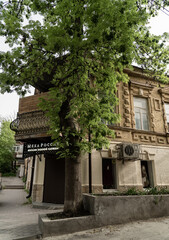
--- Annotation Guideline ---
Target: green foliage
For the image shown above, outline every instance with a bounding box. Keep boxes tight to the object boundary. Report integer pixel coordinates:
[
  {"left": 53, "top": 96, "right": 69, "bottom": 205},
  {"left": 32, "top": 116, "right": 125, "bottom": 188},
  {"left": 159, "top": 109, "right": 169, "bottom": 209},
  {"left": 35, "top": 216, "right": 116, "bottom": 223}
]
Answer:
[
  {"left": 125, "top": 187, "right": 142, "bottom": 195},
  {"left": 0, "top": 0, "right": 169, "bottom": 158},
  {"left": 95, "top": 187, "right": 169, "bottom": 196},
  {"left": 2, "top": 172, "right": 16, "bottom": 177},
  {"left": 22, "top": 175, "right": 27, "bottom": 183},
  {"left": 124, "top": 187, "right": 169, "bottom": 195},
  {"left": 0, "top": 120, "right": 16, "bottom": 173}
]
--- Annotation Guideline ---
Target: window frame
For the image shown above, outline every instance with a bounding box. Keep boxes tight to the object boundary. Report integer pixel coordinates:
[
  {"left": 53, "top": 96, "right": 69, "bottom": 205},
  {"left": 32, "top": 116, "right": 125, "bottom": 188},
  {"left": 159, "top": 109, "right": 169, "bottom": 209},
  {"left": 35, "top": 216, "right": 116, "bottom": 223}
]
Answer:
[
  {"left": 164, "top": 102, "right": 169, "bottom": 132},
  {"left": 134, "top": 97, "right": 150, "bottom": 131}
]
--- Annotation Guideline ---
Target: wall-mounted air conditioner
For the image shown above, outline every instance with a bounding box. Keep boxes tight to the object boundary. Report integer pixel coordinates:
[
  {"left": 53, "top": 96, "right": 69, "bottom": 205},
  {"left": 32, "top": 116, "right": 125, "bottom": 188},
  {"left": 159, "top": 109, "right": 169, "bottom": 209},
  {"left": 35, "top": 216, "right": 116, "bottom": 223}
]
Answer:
[{"left": 117, "top": 143, "right": 140, "bottom": 160}]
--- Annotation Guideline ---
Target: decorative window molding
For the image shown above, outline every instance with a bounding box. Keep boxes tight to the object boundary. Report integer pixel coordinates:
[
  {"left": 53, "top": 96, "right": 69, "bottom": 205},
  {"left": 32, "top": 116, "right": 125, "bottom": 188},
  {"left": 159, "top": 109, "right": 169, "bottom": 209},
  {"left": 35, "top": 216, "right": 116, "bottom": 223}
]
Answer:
[
  {"left": 158, "top": 88, "right": 169, "bottom": 133},
  {"left": 153, "top": 98, "right": 161, "bottom": 111},
  {"left": 164, "top": 103, "right": 169, "bottom": 132},
  {"left": 129, "top": 81, "right": 154, "bottom": 131},
  {"left": 122, "top": 83, "right": 131, "bottom": 128}
]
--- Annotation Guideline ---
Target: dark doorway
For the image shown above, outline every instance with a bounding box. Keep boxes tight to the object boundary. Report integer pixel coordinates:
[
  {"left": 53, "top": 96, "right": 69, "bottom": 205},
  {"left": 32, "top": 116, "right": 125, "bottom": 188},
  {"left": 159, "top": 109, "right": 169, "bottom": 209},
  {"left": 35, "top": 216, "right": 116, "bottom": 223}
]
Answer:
[
  {"left": 43, "top": 154, "right": 65, "bottom": 204},
  {"left": 102, "top": 158, "right": 116, "bottom": 189},
  {"left": 141, "top": 161, "right": 154, "bottom": 188}
]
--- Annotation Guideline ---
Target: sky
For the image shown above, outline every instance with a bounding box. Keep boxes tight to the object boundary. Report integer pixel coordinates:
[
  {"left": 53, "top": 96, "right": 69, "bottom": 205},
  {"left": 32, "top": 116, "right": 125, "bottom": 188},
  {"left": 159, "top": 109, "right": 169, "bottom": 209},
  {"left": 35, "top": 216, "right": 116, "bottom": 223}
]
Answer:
[{"left": 0, "top": 9, "right": 169, "bottom": 119}]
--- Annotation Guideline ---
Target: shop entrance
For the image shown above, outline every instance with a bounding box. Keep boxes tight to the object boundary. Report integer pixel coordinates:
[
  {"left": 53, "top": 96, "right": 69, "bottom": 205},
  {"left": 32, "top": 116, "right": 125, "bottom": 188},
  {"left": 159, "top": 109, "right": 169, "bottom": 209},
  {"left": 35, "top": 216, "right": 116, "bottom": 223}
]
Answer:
[
  {"left": 102, "top": 158, "right": 116, "bottom": 189},
  {"left": 43, "top": 154, "right": 65, "bottom": 204},
  {"left": 141, "top": 161, "right": 154, "bottom": 188}
]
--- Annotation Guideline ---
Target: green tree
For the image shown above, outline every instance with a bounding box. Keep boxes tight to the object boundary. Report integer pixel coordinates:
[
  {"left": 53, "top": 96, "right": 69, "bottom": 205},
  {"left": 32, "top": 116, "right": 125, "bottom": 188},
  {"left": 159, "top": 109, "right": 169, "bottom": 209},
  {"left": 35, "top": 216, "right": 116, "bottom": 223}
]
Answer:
[
  {"left": 0, "top": 120, "right": 15, "bottom": 174},
  {"left": 0, "top": 0, "right": 169, "bottom": 213}
]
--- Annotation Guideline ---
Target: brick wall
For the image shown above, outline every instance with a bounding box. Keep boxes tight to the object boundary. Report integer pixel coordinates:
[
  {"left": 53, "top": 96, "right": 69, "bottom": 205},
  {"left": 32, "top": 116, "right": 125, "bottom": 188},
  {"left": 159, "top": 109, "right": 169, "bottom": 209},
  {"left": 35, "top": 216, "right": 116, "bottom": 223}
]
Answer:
[{"left": 18, "top": 92, "right": 48, "bottom": 114}]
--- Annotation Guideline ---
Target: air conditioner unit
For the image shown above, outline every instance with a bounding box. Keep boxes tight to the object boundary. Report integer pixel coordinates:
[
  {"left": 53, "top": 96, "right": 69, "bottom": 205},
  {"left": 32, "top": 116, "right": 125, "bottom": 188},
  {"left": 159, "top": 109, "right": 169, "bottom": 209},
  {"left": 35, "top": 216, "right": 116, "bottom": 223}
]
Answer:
[{"left": 118, "top": 143, "right": 140, "bottom": 160}]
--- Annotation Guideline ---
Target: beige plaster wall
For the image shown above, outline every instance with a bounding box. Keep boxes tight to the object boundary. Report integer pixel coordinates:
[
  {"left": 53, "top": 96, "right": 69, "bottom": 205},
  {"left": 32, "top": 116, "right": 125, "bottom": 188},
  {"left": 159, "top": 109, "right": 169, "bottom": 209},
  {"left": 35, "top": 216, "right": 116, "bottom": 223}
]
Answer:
[
  {"left": 117, "top": 160, "right": 142, "bottom": 190},
  {"left": 81, "top": 150, "right": 103, "bottom": 193},
  {"left": 107, "top": 143, "right": 169, "bottom": 190},
  {"left": 92, "top": 141, "right": 169, "bottom": 191},
  {"left": 25, "top": 157, "right": 32, "bottom": 190},
  {"left": 33, "top": 155, "right": 45, "bottom": 185},
  {"left": 142, "top": 145, "right": 169, "bottom": 187},
  {"left": 32, "top": 154, "right": 45, "bottom": 202}
]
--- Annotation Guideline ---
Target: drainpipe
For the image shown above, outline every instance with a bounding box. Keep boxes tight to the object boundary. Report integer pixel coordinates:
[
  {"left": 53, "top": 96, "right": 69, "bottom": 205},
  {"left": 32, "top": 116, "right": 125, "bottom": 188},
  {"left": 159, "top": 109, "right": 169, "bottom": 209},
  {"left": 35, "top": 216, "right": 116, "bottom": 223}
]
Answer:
[
  {"left": 88, "top": 130, "right": 92, "bottom": 193},
  {"left": 26, "top": 155, "right": 35, "bottom": 199}
]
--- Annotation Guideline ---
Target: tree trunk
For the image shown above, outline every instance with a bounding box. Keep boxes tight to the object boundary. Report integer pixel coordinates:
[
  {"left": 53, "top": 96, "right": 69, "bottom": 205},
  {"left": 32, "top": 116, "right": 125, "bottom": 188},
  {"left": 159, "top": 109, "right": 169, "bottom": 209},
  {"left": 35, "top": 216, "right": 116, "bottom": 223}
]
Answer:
[
  {"left": 59, "top": 99, "right": 82, "bottom": 213},
  {"left": 64, "top": 154, "right": 82, "bottom": 213}
]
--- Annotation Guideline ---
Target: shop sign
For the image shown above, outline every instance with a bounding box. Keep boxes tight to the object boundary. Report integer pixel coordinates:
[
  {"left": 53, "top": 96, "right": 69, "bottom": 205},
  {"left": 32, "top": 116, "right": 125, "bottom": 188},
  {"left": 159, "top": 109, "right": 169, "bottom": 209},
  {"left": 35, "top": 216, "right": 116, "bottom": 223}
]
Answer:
[{"left": 24, "top": 142, "right": 58, "bottom": 154}]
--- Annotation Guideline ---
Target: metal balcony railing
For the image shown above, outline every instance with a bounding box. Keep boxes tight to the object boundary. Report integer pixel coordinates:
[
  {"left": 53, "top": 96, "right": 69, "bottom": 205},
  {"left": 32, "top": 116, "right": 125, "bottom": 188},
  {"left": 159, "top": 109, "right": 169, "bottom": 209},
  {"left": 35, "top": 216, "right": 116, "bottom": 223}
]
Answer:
[{"left": 10, "top": 110, "right": 49, "bottom": 137}]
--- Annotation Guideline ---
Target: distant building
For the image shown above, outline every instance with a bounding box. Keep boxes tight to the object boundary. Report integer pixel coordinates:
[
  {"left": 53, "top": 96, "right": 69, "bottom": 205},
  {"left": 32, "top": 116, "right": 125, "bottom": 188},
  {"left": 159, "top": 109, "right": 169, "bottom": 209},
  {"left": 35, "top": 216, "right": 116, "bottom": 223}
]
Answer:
[{"left": 13, "top": 142, "right": 24, "bottom": 177}]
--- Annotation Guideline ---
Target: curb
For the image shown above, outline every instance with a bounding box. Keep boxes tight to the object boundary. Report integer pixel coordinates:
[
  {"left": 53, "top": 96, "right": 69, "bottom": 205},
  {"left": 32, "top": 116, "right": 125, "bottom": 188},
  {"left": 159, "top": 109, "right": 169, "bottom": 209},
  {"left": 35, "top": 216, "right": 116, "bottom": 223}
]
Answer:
[
  {"left": 2, "top": 185, "right": 24, "bottom": 189},
  {"left": 33, "top": 202, "right": 63, "bottom": 210},
  {"left": 13, "top": 233, "right": 42, "bottom": 240}
]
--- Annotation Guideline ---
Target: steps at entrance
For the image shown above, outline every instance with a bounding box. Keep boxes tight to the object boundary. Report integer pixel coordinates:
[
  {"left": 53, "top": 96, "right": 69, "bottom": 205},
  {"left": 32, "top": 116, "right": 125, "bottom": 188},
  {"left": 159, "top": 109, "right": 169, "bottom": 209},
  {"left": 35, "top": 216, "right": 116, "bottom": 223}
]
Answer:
[{"left": 3, "top": 185, "right": 24, "bottom": 189}]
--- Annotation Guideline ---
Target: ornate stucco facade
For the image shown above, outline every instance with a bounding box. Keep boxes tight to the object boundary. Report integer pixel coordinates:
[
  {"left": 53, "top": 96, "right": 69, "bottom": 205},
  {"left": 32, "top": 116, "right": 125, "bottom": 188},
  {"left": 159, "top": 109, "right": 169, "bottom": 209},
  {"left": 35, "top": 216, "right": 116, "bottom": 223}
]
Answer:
[{"left": 12, "top": 67, "right": 169, "bottom": 204}]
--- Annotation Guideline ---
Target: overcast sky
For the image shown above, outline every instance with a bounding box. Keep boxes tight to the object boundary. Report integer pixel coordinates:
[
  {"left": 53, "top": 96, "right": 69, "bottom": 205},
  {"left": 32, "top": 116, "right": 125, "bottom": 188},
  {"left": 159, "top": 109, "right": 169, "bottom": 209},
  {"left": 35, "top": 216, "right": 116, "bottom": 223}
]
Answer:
[{"left": 0, "top": 9, "right": 169, "bottom": 119}]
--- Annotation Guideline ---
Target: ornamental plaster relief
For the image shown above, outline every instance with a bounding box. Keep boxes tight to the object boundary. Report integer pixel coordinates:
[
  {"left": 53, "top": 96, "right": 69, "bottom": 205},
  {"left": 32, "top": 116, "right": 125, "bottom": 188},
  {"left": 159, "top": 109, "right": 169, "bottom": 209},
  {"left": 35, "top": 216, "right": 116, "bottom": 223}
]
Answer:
[
  {"left": 158, "top": 89, "right": 169, "bottom": 133},
  {"left": 115, "top": 131, "right": 122, "bottom": 138},
  {"left": 122, "top": 83, "right": 131, "bottom": 128},
  {"left": 129, "top": 80, "right": 155, "bottom": 131},
  {"left": 148, "top": 97, "right": 155, "bottom": 131},
  {"left": 130, "top": 86, "right": 151, "bottom": 98},
  {"left": 153, "top": 98, "right": 161, "bottom": 111},
  {"left": 157, "top": 137, "right": 166, "bottom": 144},
  {"left": 132, "top": 133, "right": 155, "bottom": 143},
  {"left": 132, "top": 132, "right": 166, "bottom": 145}
]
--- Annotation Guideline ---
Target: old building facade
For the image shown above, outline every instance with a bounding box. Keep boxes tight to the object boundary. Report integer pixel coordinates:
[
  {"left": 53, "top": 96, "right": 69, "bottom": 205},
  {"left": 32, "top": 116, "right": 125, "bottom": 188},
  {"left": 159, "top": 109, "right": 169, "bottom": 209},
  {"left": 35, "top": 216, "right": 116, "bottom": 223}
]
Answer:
[{"left": 11, "top": 67, "right": 169, "bottom": 204}]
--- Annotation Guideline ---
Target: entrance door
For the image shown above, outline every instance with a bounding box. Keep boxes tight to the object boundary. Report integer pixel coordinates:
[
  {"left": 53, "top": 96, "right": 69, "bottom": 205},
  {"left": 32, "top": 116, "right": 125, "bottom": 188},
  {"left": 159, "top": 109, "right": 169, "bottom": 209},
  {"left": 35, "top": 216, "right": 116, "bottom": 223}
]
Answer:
[
  {"left": 102, "top": 158, "right": 116, "bottom": 189},
  {"left": 141, "top": 161, "right": 154, "bottom": 188},
  {"left": 43, "top": 154, "right": 65, "bottom": 204}
]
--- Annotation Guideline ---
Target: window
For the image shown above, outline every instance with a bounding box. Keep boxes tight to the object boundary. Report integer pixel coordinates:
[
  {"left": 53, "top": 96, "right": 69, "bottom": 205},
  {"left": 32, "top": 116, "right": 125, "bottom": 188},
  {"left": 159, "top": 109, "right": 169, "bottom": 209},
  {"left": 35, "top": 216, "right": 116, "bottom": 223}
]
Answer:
[
  {"left": 98, "top": 91, "right": 119, "bottom": 126},
  {"left": 164, "top": 103, "right": 169, "bottom": 132},
  {"left": 134, "top": 97, "right": 149, "bottom": 131}
]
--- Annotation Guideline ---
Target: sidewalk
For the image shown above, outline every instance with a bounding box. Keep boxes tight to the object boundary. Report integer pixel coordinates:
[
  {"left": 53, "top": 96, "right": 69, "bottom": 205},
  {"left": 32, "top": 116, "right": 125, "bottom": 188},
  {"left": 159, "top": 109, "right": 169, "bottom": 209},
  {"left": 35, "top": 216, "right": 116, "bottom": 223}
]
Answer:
[
  {"left": 0, "top": 177, "right": 61, "bottom": 240},
  {"left": 1, "top": 176, "right": 24, "bottom": 189},
  {"left": 43, "top": 217, "right": 169, "bottom": 240}
]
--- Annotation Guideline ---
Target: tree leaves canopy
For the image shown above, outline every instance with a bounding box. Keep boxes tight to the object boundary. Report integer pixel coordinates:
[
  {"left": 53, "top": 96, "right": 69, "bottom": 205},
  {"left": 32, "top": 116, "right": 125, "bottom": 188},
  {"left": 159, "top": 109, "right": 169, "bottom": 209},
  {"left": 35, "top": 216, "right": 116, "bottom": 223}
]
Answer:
[{"left": 0, "top": 120, "right": 15, "bottom": 173}]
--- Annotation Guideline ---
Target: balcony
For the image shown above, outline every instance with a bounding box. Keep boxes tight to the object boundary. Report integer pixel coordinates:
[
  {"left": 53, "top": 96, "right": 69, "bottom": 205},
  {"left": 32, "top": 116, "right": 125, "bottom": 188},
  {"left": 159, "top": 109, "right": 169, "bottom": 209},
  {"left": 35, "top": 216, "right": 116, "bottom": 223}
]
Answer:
[{"left": 11, "top": 93, "right": 50, "bottom": 141}]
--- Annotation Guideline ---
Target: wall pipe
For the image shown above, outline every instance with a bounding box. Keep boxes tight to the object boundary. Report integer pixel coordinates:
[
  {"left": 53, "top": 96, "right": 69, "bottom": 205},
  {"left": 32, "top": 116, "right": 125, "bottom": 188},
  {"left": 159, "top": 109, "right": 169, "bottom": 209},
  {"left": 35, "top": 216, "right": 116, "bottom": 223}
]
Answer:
[
  {"left": 26, "top": 154, "right": 35, "bottom": 199},
  {"left": 88, "top": 130, "right": 92, "bottom": 193}
]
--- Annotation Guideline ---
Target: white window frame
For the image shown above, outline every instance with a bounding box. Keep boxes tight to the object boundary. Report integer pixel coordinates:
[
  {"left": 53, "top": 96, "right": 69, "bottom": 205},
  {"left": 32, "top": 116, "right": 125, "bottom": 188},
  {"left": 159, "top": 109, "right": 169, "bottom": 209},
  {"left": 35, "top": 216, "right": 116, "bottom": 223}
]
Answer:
[
  {"left": 164, "top": 103, "right": 169, "bottom": 132},
  {"left": 134, "top": 97, "right": 149, "bottom": 131}
]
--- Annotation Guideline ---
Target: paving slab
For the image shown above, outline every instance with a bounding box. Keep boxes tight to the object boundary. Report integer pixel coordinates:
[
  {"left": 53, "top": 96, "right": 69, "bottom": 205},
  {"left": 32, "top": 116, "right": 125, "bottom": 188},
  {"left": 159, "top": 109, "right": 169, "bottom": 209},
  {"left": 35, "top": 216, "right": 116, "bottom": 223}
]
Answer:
[
  {"left": 1, "top": 177, "right": 24, "bottom": 189},
  {"left": 0, "top": 177, "right": 61, "bottom": 240}
]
